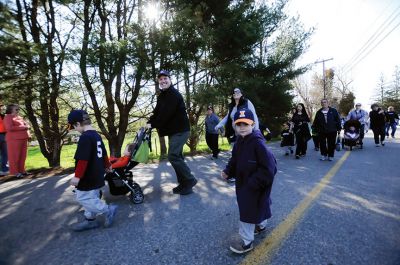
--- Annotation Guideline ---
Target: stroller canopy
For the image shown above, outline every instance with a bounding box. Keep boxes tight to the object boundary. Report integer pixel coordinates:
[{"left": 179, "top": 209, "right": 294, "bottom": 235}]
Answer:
[{"left": 344, "top": 119, "right": 361, "bottom": 130}]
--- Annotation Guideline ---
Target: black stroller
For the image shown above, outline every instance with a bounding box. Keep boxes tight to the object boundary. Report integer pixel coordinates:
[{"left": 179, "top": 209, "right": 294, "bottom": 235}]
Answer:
[
  {"left": 341, "top": 120, "right": 362, "bottom": 150},
  {"left": 104, "top": 127, "right": 151, "bottom": 204}
]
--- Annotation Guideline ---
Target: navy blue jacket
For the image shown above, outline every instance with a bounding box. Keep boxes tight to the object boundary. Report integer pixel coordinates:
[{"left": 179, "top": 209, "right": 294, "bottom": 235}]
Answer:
[
  {"left": 149, "top": 86, "right": 190, "bottom": 137},
  {"left": 224, "top": 130, "right": 277, "bottom": 224},
  {"left": 313, "top": 107, "right": 341, "bottom": 134}
]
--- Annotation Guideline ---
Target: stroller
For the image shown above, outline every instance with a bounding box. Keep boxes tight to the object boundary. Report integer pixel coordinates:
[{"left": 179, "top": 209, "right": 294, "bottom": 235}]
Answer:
[
  {"left": 341, "top": 120, "right": 362, "bottom": 150},
  {"left": 104, "top": 127, "right": 151, "bottom": 204}
]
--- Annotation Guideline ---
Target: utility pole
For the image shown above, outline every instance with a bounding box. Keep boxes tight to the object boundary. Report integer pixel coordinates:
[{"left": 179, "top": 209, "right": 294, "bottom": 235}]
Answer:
[{"left": 315, "top": 58, "right": 333, "bottom": 98}]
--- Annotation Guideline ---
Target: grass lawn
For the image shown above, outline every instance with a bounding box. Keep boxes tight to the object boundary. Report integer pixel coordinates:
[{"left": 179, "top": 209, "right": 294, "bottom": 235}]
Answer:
[{"left": 25, "top": 134, "right": 232, "bottom": 171}]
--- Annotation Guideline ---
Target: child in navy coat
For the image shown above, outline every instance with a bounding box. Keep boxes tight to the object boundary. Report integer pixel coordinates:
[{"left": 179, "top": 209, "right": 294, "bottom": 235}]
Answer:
[{"left": 221, "top": 108, "right": 277, "bottom": 254}]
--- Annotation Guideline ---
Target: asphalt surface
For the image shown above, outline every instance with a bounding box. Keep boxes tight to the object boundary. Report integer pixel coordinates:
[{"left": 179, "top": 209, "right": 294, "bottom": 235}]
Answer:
[{"left": 0, "top": 131, "right": 399, "bottom": 265}]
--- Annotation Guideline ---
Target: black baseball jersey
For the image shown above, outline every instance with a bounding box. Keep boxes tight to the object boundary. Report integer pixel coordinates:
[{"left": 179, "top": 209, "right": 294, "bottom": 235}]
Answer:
[{"left": 74, "top": 130, "right": 107, "bottom": 191}]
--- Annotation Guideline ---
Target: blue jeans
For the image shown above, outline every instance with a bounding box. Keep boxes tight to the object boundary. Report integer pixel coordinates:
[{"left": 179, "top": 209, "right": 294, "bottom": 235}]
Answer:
[
  {"left": 168, "top": 131, "right": 195, "bottom": 185},
  {"left": 0, "top": 133, "right": 8, "bottom": 172},
  {"left": 385, "top": 123, "right": 397, "bottom": 137}
]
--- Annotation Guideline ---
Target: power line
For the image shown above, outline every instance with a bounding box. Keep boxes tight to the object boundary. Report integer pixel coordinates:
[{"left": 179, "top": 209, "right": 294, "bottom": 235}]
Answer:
[
  {"left": 343, "top": 5, "right": 400, "bottom": 72},
  {"left": 345, "top": 18, "right": 400, "bottom": 74}
]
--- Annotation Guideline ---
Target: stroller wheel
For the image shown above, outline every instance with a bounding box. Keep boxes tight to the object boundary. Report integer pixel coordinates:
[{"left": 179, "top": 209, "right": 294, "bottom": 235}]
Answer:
[{"left": 129, "top": 184, "right": 144, "bottom": 204}]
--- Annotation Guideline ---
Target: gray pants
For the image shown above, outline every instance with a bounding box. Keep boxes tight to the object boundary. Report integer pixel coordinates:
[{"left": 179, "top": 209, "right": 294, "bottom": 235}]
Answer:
[
  {"left": 239, "top": 219, "right": 268, "bottom": 245},
  {"left": 168, "top": 131, "right": 195, "bottom": 184},
  {"left": 75, "top": 189, "right": 109, "bottom": 220}
]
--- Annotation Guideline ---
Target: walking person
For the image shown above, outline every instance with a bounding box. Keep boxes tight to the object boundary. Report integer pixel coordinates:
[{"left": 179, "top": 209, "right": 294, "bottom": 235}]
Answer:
[
  {"left": 369, "top": 103, "right": 386, "bottom": 146},
  {"left": 0, "top": 103, "right": 9, "bottom": 175},
  {"left": 67, "top": 110, "right": 118, "bottom": 231},
  {"left": 346, "top": 103, "right": 368, "bottom": 147},
  {"left": 221, "top": 108, "right": 277, "bottom": 254},
  {"left": 215, "top": 87, "right": 259, "bottom": 145},
  {"left": 291, "top": 103, "right": 311, "bottom": 159},
  {"left": 205, "top": 106, "right": 222, "bottom": 159},
  {"left": 3, "top": 104, "right": 30, "bottom": 178},
  {"left": 147, "top": 70, "right": 197, "bottom": 195},
  {"left": 312, "top": 99, "right": 341, "bottom": 161},
  {"left": 385, "top": 106, "right": 399, "bottom": 139}
]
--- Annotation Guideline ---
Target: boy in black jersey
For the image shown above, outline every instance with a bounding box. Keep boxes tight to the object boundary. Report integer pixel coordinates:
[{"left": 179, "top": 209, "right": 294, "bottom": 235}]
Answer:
[{"left": 68, "top": 110, "right": 117, "bottom": 232}]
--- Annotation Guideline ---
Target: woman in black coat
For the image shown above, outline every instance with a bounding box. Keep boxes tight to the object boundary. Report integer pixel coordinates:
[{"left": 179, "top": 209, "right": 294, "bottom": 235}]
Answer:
[{"left": 291, "top": 103, "right": 311, "bottom": 159}]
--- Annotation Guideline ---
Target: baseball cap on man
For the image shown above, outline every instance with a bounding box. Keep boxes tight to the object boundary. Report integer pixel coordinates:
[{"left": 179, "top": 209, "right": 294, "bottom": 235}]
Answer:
[
  {"left": 234, "top": 108, "right": 254, "bottom": 125},
  {"left": 157, "top": 70, "right": 170, "bottom": 78},
  {"left": 68, "top": 110, "right": 88, "bottom": 126}
]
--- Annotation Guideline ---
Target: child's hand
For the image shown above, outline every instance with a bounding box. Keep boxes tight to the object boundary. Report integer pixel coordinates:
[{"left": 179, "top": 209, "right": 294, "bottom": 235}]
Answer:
[
  {"left": 70, "top": 177, "right": 80, "bottom": 186},
  {"left": 221, "top": 171, "right": 228, "bottom": 180}
]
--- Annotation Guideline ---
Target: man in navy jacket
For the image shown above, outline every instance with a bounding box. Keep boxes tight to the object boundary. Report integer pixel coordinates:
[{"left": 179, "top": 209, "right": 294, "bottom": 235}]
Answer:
[{"left": 312, "top": 99, "right": 341, "bottom": 161}]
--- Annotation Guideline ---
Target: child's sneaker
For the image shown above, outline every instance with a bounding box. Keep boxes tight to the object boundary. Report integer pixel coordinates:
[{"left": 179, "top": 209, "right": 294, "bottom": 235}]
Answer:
[
  {"left": 104, "top": 204, "right": 118, "bottom": 228},
  {"left": 72, "top": 219, "right": 99, "bottom": 232},
  {"left": 254, "top": 225, "right": 267, "bottom": 235},
  {"left": 229, "top": 240, "right": 253, "bottom": 254}
]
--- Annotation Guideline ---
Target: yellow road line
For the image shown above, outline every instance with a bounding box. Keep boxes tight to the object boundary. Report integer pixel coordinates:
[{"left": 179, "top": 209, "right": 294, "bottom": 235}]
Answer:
[{"left": 240, "top": 151, "right": 351, "bottom": 265}]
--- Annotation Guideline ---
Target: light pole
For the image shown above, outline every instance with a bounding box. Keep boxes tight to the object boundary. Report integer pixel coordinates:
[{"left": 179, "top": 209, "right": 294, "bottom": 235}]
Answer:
[{"left": 315, "top": 58, "right": 333, "bottom": 98}]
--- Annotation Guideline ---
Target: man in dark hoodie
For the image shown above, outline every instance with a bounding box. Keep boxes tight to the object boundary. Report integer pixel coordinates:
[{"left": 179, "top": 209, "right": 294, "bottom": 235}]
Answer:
[
  {"left": 147, "top": 70, "right": 197, "bottom": 195},
  {"left": 312, "top": 99, "right": 341, "bottom": 161},
  {"left": 221, "top": 108, "right": 277, "bottom": 254}
]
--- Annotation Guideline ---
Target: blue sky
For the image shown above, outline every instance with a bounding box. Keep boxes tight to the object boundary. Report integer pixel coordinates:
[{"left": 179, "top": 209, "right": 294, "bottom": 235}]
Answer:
[{"left": 286, "top": 0, "right": 400, "bottom": 107}]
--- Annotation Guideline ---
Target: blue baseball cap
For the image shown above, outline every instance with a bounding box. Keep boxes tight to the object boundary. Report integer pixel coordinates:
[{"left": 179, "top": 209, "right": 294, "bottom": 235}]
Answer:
[
  {"left": 157, "top": 70, "right": 170, "bottom": 78},
  {"left": 68, "top": 110, "right": 88, "bottom": 125},
  {"left": 234, "top": 108, "right": 254, "bottom": 125}
]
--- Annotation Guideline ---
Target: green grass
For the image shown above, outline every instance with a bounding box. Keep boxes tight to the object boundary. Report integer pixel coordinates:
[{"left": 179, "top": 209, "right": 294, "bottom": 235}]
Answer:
[{"left": 25, "top": 134, "right": 232, "bottom": 170}]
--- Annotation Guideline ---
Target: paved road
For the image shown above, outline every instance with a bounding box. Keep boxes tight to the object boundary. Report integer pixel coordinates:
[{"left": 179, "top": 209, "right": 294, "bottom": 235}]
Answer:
[{"left": 0, "top": 132, "right": 399, "bottom": 265}]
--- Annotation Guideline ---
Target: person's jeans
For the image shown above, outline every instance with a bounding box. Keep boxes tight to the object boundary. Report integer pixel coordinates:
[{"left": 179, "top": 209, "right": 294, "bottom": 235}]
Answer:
[
  {"left": 168, "top": 131, "right": 196, "bottom": 185},
  {"left": 0, "top": 133, "right": 8, "bottom": 172},
  {"left": 319, "top": 132, "right": 337, "bottom": 157},
  {"left": 385, "top": 122, "right": 397, "bottom": 137},
  {"left": 359, "top": 124, "right": 365, "bottom": 143},
  {"left": 205, "top": 132, "right": 219, "bottom": 158}
]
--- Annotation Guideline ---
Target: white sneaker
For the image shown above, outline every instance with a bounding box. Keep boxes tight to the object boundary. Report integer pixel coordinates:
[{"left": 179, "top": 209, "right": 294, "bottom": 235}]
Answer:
[
  {"left": 328, "top": 157, "right": 333, "bottom": 161},
  {"left": 320, "top": 156, "right": 327, "bottom": 161},
  {"left": 375, "top": 144, "right": 380, "bottom": 147}
]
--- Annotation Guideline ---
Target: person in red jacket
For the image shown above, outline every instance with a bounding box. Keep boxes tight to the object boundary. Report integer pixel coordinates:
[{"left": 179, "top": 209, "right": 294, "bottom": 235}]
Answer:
[
  {"left": 3, "top": 104, "right": 30, "bottom": 178},
  {"left": 0, "top": 103, "right": 9, "bottom": 175},
  {"left": 109, "top": 143, "right": 135, "bottom": 169}
]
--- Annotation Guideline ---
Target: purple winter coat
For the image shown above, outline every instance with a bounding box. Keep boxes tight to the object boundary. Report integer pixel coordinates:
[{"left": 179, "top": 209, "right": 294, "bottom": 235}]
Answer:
[{"left": 224, "top": 130, "right": 277, "bottom": 224}]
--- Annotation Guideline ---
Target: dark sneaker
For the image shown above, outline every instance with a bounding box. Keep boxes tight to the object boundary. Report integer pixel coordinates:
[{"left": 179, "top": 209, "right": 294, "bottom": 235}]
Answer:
[
  {"left": 295, "top": 155, "right": 300, "bottom": 159},
  {"left": 172, "top": 184, "right": 184, "bottom": 194},
  {"left": 254, "top": 225, "right": 267, "bottom": 235},
  {"left": 230, "top": 240, "right": 253, "bottom": 254},
  {"left": 16, "top": 173, "right": 23, "bottom": 178},
  {"left": 381, "top": 141, "right": 385, "bottom": 146},
  {"left": 72, "top": 219, "right": 99, "bottom": 232},
  {"left": 290, "top": 149, "right": 294, "bottom": 154},
  {"left": 179, "top": 178, "right": 198, "bottom": 195},
  {"left": 104, "top": 204, "right": 118, "bottom": 228},
  {"left": 284, "top": 152, "right": 289, "bottom": 156}
]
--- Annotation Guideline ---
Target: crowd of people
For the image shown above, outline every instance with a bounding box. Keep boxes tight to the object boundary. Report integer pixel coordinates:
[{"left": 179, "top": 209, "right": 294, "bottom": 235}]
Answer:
[{"left": 1, "top": 70, "right": 399, "bottom": 255}]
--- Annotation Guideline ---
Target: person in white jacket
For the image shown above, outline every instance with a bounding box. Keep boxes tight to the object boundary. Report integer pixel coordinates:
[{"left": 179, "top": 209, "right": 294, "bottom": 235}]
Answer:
[{"left": 215, "top": 88, "right": 259, "bottom": 145}]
